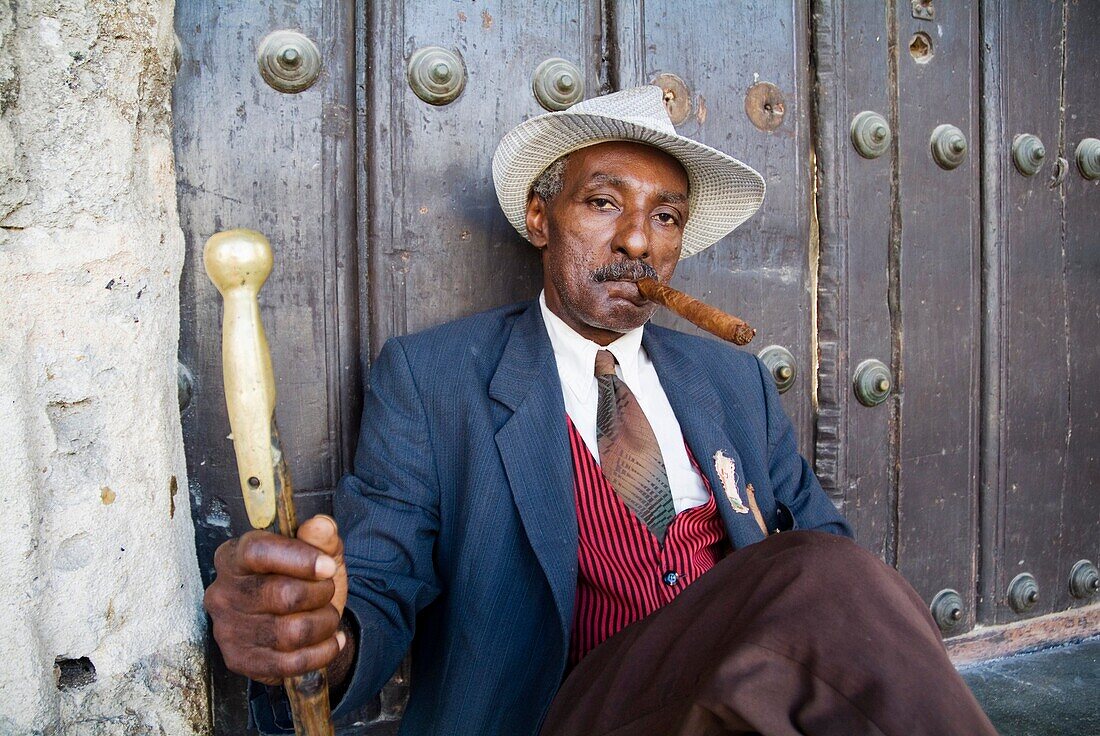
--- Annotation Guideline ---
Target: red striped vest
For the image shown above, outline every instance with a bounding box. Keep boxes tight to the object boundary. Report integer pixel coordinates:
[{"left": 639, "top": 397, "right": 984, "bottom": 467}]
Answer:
[{"left": 567, "top": 418, "right": 727, "bottom": 666}]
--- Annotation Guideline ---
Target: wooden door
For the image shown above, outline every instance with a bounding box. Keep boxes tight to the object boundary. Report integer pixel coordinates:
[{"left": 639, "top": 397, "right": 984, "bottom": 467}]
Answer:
[
  {"left": 812, "top": 0, "right": 1099, "bottom": 637},
  {"left": 978, "top": 0, "right": 1100, "bottom": 626},
  {"left": 174, "top": 1, "right": 1098, "bottom": 733},
  {"left": 812, "top": 0, "right": 983, "bottom": 628}
]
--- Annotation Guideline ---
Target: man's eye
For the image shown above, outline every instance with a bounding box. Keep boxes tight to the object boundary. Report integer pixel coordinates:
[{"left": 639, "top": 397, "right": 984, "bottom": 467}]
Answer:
[
  {"left": 654, "top": 212, "right": 680, "bottom": 226},
  {"left": 590, "top": 198, "right": 616, "bottom": 210}
]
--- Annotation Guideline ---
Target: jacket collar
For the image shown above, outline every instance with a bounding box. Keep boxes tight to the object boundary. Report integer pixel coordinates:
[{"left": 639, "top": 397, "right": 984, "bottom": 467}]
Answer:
[{"left": 490, "top": 302, "right": 578, "bottom": 652}]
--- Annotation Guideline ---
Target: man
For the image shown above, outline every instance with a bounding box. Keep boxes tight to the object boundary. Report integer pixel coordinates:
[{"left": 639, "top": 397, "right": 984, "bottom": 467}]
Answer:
[{"left": 205, "top": 87, "right": 996, "bottom": 735}]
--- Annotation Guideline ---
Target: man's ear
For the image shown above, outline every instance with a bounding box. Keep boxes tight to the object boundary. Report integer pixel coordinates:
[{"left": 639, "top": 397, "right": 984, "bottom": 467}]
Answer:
[{"left": 525, "top": 194, "right": 550, "bottom": 250}]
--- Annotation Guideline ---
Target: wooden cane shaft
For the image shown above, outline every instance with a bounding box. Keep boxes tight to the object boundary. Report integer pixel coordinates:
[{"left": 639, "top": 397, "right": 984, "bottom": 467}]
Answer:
[
  {"left": 272, "top": 422, "right": 332, "bottom": 735},
  {"left": 271, "top": 422, "right": 299, "bottom": 539},
  {"left": 636, "top": 278, "right": 756, "bottom": 346},
  {"left": 285, "top": 671, "right": 334, "bottom": 736}
]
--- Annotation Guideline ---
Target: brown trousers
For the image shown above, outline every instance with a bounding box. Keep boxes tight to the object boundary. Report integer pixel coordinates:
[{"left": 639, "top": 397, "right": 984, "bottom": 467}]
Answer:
[{"left": 541, "top": 531, "right": 997, "bottom": 736}]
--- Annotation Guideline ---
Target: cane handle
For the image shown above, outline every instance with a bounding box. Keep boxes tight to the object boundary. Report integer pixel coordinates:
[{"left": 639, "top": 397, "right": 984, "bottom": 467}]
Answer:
[
  {"left": 204, "top": 229, "right": 334, "bottom": 735},
  {"left": 203, "top": 228, "right": 278, "bottom": 530}
]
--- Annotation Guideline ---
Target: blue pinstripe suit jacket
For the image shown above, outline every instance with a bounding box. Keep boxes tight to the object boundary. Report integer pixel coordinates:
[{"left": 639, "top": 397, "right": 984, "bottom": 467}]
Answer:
[{"left": 331, "top": 299, "right": 851, "bottom": 735}]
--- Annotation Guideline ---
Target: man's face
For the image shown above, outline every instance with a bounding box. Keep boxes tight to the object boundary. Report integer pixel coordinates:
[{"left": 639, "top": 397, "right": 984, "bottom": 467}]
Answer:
[{"left": 525, "top": 141, "right": 689, "bottom": 346}]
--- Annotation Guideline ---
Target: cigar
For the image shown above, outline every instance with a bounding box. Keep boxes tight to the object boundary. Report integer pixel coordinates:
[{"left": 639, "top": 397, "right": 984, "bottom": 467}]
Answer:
[{"left": 636, "top": 277, "right": 756, "bottom": 346}]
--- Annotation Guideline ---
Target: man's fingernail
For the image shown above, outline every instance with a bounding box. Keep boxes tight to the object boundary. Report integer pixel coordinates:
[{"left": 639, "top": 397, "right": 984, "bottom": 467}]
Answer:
[
  {"left": 315, "top": 555, "right": 337, "bottom": 578},
  {"left": 336, "top": 630, "right": 347, "bottom": 650},
  {"left": 315, "top": 514, "right": 338, "bottom": 534}
]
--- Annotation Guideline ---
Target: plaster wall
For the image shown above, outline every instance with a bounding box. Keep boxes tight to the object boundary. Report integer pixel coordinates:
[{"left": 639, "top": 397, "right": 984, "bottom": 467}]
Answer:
[{"left": 0, "top": 1, "right": 208, "bottom": 733}]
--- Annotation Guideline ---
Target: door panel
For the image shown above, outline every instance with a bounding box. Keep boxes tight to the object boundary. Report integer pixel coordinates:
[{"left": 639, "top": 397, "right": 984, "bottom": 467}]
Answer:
[
  {"left": 982, "top": 0, "right": 1073, "bottom": 624},
  {"left": 1062, "top": 0, "right": 1100, "bottom": 615},
  {"left": 811, "top": 0, "right": 895, "bottom": 556},
  {"left": 982, "top": 0, "right": 1100, "bottom": 623},
  {"left": 893, "top": 0, "right": 980, "bottom": 614}
]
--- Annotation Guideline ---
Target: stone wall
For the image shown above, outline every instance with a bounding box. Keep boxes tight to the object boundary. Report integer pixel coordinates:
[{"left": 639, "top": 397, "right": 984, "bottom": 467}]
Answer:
[{"left": 0, "top": 1, "right": 208, "bottom": 733}]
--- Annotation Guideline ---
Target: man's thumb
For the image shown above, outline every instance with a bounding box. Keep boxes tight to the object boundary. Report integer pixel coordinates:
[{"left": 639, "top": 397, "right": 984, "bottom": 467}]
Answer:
[{"left": 297, "top": 514, "right": 343, "bottom": 560}]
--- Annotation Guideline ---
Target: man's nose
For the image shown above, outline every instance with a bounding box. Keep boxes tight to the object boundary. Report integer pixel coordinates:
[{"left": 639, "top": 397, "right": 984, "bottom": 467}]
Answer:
[{"left": 611, "top": 210, "right": 649, "bottom": 260}]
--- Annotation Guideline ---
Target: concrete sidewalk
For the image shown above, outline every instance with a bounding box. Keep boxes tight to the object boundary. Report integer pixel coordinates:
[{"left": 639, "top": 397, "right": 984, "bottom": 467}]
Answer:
[{"left": 960, "top": 637, "right": 1099, "bottom": 736}]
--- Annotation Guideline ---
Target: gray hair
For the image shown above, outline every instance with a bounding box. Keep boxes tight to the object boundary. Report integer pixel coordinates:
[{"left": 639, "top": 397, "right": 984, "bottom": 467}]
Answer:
[{"left": 530, "top": 155, "right": 568, "bottom": 202}]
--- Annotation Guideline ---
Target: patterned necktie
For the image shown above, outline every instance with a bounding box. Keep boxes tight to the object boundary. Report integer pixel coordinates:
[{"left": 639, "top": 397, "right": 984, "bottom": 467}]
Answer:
[{"left": 594, "top": 349, "right": 676, "bottom": 543}]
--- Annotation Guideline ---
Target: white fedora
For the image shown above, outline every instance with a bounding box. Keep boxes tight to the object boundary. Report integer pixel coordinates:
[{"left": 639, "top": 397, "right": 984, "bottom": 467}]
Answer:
[{"left": 491, "top": 85, "right": 766, "bottom": 259}]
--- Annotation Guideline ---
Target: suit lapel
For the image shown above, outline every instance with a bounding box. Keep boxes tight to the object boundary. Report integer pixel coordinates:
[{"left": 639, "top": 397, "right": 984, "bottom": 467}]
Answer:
[
  {"left": 643, "top": 328, "right": 767, "bottom": 549},
  {"left": 490, "top": 303, "right": 577, "bottom": 644}
]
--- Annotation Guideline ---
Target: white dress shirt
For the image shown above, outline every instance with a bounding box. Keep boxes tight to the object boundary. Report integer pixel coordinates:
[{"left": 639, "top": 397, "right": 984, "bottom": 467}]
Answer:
[{"left": 539, "top": 292, "right": 710, "bottom": 513}]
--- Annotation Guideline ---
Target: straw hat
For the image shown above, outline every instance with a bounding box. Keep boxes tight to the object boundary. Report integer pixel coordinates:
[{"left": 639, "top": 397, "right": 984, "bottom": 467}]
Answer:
[{"left": 491, "top": 85, "right": 766, "bottom": 259}]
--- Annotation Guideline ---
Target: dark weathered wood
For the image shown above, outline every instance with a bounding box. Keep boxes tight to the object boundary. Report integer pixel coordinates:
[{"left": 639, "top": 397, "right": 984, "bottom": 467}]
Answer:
[
  {"left": 976, "top": 0, "right": 1098, "bottom": 626},
  {"left": 324, "top": 1, "right": 365, "bottom": 479},
  {"left": 176, "top": 3, "right": 358, "bottom": 531},
  {"left": 893, "top": 0, "right": 981, "bottom": 617},
  {"left": 811, "top": 1, "right": 895, "bottom": 556},
  {"left": 177, "top": 3, "right": 357, "bottom": 501},
  {"left": 808, "top": 0, "right": 844, "bottom": 512},
  {"left": 1060, "top": 0, "right": 1100, "bottom": 616},
  {"left": 365, "top": 0, "right": 601, "bottom": 358},
  {"left": 983, "top": 1, "right": 1069, "bottom": 624},
  {"left": 947, "top": 603, "right": 1100, "bottom": 667},
  {"left": 976, "top": 0, "right": 1008, "bottom": 628},
  {"left": 639, "top": 0, "right": 817, "bottom": 453}
]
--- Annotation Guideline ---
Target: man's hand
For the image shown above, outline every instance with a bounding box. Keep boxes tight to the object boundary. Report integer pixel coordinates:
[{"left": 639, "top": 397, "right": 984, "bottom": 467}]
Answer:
[{"left": 204, "top": 515, "right": 349, "bottom": 686}]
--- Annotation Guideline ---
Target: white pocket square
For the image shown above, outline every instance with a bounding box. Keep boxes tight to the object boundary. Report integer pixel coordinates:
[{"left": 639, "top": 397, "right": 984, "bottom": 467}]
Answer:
[{"left": 713, "top": 450, "right": 749, "bottom": 514}]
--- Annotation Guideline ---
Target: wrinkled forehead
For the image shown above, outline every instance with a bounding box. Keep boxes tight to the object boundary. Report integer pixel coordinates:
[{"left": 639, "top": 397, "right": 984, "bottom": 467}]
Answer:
[
  {"left": 562, "top": 141, "right": 690, "bottom": 193},
  {"left": 567, "top": 139, "right": 686, "bottom": 181}
]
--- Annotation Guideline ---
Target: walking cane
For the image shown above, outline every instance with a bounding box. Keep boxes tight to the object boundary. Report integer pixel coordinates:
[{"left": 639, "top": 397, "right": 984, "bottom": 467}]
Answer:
[{"left": 204, "top": 228, "right": 335, "bottom": 736}]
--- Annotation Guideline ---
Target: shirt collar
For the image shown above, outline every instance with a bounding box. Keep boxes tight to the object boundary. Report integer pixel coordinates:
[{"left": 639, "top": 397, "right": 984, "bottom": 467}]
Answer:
[{"left": 539, "top": 291, "right": 645, "bottom": 405}]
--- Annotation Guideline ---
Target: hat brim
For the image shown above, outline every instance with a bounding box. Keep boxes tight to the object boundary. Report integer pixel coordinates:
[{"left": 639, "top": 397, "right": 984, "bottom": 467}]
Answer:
[{"left": 492, "top": 110, "right": 766, "bottom": 259}]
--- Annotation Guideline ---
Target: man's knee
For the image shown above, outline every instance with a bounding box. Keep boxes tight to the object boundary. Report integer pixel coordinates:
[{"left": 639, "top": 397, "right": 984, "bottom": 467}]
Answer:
[{"left": 761, "top": 531, "right": 903, "bottom": 594}]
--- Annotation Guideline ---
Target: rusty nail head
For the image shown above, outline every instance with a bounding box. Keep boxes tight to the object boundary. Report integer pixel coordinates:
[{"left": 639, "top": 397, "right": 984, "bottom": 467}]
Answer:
[
  {"left": 652, "top": 72, "right": 692, "bottom": 126},
  {"left": 911, "top": 0, "right": 935, "bottom": 20},
  {"left": 744, "top": 81, "right": 786, "bottom": 132}
]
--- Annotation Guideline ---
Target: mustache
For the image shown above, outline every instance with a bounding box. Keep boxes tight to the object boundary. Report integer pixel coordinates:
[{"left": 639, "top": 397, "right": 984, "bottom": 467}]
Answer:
[{"left": 591, "top": 261, "right": 659, "bottom": 283}]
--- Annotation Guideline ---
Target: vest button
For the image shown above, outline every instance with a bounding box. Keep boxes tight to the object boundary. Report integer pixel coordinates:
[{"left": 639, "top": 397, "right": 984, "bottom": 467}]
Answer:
[{"left": 663, "top": 571, "right": 680, "bottom": 586}]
